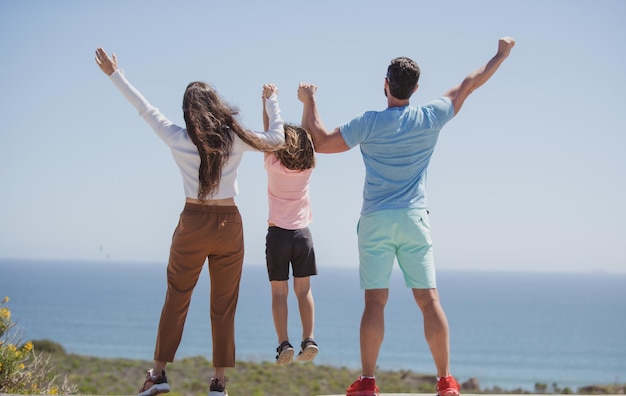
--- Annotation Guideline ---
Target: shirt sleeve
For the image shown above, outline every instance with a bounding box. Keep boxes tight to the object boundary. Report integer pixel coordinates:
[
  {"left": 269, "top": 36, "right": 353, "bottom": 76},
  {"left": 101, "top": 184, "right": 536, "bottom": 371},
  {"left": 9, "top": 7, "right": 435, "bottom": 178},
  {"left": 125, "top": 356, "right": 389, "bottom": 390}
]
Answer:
[
  {"left": 259, "top": 93, "right": 285, "bottom": 145},
  {"left": 423, "top": 97, "right": 455, "bottom": 129},
  {"left": 237, "top": 94, "right": 285, "bottom": 153},
  {"left": 109, "top": 70, "right": 185, "bottom": 146},
  {"left": 339, "top": 111, "right": 373, "bottom": 149}
]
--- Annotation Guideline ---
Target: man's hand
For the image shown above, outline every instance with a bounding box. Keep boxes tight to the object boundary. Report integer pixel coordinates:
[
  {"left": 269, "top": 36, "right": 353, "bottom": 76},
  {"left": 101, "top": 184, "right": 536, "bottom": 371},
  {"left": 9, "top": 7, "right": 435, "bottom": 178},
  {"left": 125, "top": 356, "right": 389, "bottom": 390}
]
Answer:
[
  {"left": 298, "top": 82, "right": 317, "bottom": 104},
  {"left": 497, "top": 37, "right": 516, "bottom": 58},
  {"left": 95, "top": 47, "right": 118, "bottom": 76},
  {"left": 444, "top": 36, "right": 516, "bottom": 114}
]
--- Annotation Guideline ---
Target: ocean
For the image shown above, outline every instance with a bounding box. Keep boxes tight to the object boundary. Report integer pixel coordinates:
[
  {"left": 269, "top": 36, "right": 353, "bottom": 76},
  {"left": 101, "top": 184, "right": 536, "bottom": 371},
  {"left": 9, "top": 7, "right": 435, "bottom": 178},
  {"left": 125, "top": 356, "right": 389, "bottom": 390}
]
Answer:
[{"left": 0, "top": 258, "right": 624, "bottom": 392}]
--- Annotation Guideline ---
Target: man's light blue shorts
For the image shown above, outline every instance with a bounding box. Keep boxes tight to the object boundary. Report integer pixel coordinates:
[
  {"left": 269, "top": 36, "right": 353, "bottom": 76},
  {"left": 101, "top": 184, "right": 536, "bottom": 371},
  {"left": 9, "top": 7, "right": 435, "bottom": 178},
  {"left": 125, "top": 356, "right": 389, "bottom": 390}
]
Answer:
[{"left": 357, "top": 208, "right": 436, "bottom": 290}]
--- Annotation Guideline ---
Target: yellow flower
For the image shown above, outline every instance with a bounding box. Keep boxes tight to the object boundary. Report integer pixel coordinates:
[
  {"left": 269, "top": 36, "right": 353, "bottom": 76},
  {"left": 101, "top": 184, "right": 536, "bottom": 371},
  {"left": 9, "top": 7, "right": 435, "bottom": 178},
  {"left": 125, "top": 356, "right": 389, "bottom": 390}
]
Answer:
[
  {"left": 49, "top": 386, "right": 59, "bottom": 395},
  {"left": 0, "top": 307, "right": 10, "bottom": 320},
  {"left": 18, "top": 363, "right": 25, "bottom": 370},
  {"left": 8, "top": 343, "right": 17, "bottom": 352},
  {"left": 23, "top": 341, "right": 33, "bottom": 352}
]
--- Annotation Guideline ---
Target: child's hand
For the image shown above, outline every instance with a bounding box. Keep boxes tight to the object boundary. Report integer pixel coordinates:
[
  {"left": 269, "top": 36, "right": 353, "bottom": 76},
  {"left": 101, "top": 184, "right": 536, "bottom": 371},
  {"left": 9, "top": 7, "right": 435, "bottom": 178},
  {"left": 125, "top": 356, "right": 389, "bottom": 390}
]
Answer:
[{"left": 263, "top": 83, "right": 278, "bottom": 99}]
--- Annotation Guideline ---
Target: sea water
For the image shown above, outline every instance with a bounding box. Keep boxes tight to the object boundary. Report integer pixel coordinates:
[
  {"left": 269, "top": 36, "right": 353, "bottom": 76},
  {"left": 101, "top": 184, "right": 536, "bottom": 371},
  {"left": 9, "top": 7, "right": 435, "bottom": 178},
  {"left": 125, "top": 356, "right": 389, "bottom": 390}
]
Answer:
[{"left": 0, "top": 258, "right": 624, "bottom": 391}]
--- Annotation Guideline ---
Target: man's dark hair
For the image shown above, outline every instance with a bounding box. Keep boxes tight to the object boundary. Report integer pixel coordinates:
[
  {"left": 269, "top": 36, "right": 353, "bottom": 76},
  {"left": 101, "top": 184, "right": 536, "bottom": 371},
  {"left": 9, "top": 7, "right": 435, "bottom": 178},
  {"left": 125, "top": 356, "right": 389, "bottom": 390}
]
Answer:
[{"left": 386, "top": 57, "right": 420, "bottom": 100}]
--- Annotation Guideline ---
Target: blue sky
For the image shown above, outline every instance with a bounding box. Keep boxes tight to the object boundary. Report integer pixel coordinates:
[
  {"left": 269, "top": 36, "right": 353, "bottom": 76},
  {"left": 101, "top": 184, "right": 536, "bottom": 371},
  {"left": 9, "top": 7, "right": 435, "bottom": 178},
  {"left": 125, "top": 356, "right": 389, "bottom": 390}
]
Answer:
[{"left": 1, "top": 0, "right": 624, "bottom": 273}]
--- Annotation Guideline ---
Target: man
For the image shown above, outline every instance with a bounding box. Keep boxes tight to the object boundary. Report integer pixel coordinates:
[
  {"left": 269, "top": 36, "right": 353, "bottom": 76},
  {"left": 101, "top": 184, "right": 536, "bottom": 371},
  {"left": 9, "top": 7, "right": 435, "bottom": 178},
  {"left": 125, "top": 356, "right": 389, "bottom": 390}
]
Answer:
[{"left": 297, "top": 37, "right": 515, "bottom": 396}]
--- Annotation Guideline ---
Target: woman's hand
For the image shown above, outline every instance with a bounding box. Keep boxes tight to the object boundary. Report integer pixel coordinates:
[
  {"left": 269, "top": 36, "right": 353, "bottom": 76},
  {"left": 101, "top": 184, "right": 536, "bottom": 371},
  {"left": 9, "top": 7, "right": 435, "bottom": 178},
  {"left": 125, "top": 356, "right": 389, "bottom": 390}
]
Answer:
[
  {"left": 95, "top": 47, "right": 118, "bottom": 76},
  {"left": 262, "top": 83, "right": 278, "bottom": 99}
]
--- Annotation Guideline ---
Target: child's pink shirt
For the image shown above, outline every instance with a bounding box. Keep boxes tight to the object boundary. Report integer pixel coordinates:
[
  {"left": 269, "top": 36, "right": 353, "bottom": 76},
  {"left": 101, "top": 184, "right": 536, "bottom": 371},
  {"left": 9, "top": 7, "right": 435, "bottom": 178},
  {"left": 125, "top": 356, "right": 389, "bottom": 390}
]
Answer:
[{"left": 264, "top": 153, "right": 313, "bottom": 230}]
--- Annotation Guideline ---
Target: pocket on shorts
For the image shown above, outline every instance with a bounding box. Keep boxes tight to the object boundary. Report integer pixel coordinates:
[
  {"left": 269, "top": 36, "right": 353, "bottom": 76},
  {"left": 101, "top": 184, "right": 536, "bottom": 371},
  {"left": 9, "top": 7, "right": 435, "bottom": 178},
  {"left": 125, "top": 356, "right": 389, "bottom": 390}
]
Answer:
[{"left": 408, "top": 208, "right": 430, "bottom": 230}]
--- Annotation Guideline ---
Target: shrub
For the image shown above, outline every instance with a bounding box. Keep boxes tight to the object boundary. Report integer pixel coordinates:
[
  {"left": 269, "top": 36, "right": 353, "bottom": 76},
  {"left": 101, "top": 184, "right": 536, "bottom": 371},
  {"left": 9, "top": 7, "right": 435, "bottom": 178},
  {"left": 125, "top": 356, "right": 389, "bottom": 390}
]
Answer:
[
  {"left": 31, "top": 340, "right": 66, "bottom": 355},
  {"left": 0, "top": 296, "right": 76, "bottom": 394}
]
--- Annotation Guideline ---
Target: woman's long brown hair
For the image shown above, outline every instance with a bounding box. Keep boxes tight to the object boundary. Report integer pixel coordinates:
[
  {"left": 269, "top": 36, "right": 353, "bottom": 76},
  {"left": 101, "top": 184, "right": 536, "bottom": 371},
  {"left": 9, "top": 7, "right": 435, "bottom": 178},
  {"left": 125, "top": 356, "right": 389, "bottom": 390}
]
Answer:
[{"left": 183, "top": 81, "right": 281, "bottom": 200}]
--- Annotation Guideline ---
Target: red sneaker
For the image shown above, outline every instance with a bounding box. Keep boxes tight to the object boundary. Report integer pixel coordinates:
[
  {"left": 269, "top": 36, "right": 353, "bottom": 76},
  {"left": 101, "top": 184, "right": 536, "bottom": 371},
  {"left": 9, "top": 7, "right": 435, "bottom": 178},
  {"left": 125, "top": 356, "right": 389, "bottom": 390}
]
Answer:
[
  {"left": 437, "top": 375, "right": 461, "bottom": 396},
  {"left": 346, "top": 376, "right": 379, "bottom": 396}
]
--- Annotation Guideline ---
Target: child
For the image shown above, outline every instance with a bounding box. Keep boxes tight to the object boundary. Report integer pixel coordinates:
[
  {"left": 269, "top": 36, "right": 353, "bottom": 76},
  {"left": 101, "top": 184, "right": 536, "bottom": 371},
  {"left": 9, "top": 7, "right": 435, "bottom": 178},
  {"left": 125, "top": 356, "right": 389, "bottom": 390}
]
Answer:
[
  {"left": 262, "top": 93, "right": 319, "bottom": 365},
  {"left": 95, "top": 47, "right": 285, "bottom": 396}
]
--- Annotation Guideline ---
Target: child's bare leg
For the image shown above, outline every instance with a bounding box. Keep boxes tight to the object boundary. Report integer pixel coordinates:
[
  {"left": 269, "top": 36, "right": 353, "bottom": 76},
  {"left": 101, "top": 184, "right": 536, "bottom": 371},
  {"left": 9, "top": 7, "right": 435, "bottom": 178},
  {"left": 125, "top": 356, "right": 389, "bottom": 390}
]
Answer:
[
  {"left": 271, "top": 280, "right": 290, "bottom": 343},
  {"left": 294, "top": 276, "right": 314, "bottom": 340}
]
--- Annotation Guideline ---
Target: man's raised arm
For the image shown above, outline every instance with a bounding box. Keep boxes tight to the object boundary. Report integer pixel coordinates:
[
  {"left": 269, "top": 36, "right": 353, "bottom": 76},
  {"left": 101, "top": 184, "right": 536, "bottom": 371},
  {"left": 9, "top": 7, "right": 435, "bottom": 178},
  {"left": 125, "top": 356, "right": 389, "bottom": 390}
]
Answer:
[
  {"left": 298, "top": 83, "right": 350, "bottom": 153},
  {"left": 445, "top": 37, "right": 516, "bottom": 114}
]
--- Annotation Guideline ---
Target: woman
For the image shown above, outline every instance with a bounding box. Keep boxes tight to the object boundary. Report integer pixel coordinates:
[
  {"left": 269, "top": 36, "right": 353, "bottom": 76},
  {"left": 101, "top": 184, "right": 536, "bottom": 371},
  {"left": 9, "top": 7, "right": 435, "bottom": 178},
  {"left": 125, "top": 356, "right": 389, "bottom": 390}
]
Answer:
[{"left": 95, "top": 47, "right": 284, "bottom": 396}]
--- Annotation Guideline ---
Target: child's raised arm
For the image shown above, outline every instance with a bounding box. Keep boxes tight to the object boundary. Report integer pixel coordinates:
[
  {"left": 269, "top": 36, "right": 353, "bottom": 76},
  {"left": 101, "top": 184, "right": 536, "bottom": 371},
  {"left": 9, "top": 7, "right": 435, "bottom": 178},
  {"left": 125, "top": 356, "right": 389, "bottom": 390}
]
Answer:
[{"left": 262, "top": 83, "right": 278, "bottom": 131}]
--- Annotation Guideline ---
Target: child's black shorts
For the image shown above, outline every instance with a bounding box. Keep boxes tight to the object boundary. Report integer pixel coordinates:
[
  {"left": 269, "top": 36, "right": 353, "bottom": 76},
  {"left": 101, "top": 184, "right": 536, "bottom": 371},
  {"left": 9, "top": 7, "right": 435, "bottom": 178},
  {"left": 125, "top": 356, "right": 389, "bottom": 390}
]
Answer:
[{"left": 265, "top": 226, "right": 317, "bottom": 281}]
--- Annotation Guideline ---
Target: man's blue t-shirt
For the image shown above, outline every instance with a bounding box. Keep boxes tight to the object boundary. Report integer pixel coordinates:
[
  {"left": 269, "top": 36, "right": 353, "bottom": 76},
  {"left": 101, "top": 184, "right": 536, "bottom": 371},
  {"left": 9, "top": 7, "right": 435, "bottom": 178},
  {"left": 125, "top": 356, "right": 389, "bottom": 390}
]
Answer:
[{"left": 340, "top": 97, "right": 455, "bottom": 215}]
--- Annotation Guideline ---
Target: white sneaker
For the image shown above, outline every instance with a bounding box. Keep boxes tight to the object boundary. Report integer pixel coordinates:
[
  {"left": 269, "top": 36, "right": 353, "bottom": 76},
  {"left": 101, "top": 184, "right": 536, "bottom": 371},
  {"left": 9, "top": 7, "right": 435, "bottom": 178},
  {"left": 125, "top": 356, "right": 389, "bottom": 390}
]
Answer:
[{"left": 137, "top": 369, "right": 170, "bottom": 396}]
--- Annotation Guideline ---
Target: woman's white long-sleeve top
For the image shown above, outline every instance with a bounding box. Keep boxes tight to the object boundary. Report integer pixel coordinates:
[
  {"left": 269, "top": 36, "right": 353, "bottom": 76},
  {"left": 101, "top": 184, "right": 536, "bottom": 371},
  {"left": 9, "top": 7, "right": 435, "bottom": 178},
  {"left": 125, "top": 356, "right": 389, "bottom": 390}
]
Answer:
[{"left": 109, "top": 70, "right": 285, "bottom": 199}]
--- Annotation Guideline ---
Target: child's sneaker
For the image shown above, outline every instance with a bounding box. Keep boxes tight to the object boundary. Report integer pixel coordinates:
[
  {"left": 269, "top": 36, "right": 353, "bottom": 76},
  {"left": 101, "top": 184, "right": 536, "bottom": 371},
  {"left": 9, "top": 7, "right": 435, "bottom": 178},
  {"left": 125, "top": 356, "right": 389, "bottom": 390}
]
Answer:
[
  {"left": 209, "top": 377, "right": 228, "bottom": 396},
  {"left": 437, "top": 375, "right": 461, "bottom": 396},
  {"left": 295, "top": 337, "right": 319, "bottom": 362},
  {"left": 346, "top": 376, "right": 379, "bottom": 396},
  {"left": 275, "top": 340, "right": 294, "bottom": 365},
  {"left": 137, "top": 369, "right": 170, "bottom": 396}
]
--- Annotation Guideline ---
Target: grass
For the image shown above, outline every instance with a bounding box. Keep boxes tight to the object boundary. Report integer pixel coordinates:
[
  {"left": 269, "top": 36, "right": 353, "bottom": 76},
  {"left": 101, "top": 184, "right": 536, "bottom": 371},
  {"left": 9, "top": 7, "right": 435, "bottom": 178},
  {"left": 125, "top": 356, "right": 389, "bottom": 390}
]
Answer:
[
  {"left": 48, "top": 353, "right": 436, "bottom": 396},
  {"left": 45, "top": 352, "right": 626, "bottom": 396}
]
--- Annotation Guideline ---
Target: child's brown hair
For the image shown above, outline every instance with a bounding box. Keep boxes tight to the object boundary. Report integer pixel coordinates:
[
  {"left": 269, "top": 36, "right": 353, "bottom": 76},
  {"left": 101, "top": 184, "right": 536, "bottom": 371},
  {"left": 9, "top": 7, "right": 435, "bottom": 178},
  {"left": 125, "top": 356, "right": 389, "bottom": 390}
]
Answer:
[{"left": 275, "top": 123, "right": 315, "bottom": 171}]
